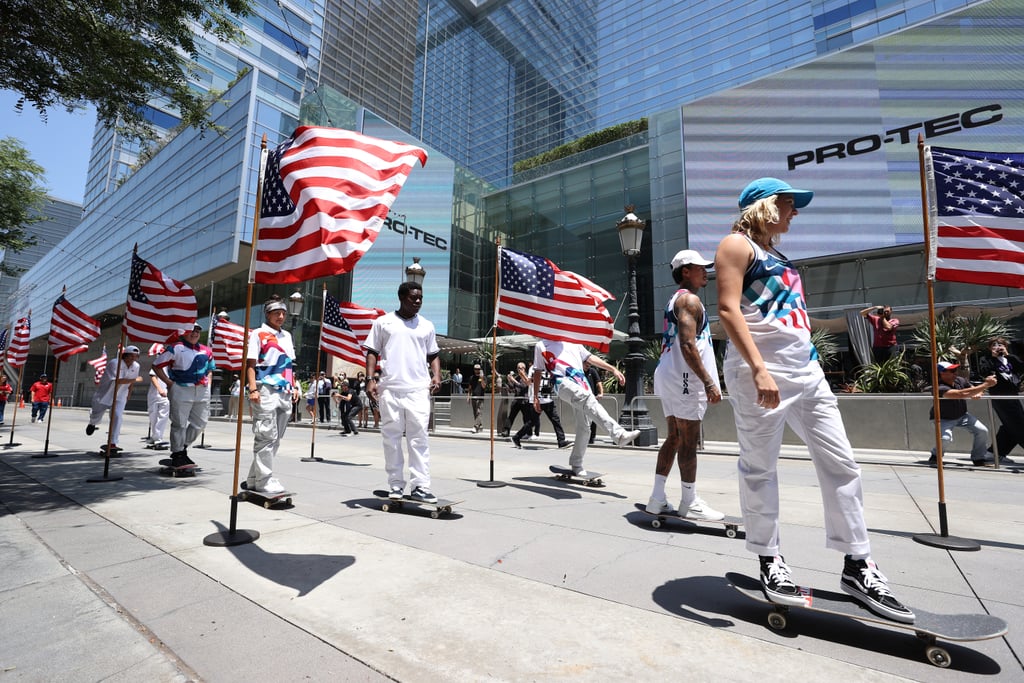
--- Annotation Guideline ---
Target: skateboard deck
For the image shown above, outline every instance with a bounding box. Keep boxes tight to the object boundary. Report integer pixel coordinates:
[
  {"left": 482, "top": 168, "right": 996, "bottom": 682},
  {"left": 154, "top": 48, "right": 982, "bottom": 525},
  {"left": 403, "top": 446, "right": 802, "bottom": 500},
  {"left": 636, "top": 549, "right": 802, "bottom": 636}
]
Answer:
[
  {"left": 157, "top": 458, "right": 198, "bottom": 478},
  {"left": 727, "top": 571, "right": 1007, "bottom": 668},
  {"left": 549, "top": 465, "right": 605, "bottom": 487},
  {"left": 238, "top": 482, "right": 295, "bottom": 508},
  {"left": 145, "top": 441, "right": 170, "bottom": 451},
  {"left": 372, "top": 490, "right": 459, "bottom": 519},
  {"left": 96, "top": 445, "right": 124, "bottom": 457},
  {"left": 633, "top": 503, "right": 743, "bottom": 538}
]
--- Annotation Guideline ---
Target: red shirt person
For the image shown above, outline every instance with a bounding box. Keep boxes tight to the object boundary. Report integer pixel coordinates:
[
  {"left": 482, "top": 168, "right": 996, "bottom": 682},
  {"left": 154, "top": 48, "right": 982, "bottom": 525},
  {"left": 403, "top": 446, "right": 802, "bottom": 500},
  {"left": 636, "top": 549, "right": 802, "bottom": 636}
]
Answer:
[
  {"left": 29, "top": 374, "right": 54, "bottom": 423},
  {"left": 860, "top": 305, "right": 900, "bottom": 364}
]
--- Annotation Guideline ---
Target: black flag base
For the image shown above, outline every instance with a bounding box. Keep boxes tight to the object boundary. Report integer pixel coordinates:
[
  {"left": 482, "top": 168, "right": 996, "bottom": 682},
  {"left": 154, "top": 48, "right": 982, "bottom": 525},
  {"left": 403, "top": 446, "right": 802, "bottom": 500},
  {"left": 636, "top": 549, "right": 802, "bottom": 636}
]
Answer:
[
  {"left": 476, "top": 479, "right": 506, "bottom": 488},
  {"left": 204, "top": 528, "right": 260, "bottom": 547},
  {"left": 913, "top": 533, "right": 981, "bottom": 551}
]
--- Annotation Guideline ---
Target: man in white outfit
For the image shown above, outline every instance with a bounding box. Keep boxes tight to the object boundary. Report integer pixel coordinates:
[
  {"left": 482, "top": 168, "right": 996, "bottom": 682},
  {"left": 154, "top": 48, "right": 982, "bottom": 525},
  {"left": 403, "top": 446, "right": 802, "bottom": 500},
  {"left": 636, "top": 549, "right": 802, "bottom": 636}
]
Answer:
[
  {"left": 533, "top": 339, "right": 640, "bottom": 476},
  {"left": 245, "top": 295, "right": 297, "bottom": 494},
  {"left": 648, "top": 249, "right": 725, "bottom": 520},
  {"left": 154, "top": 324, "right": 216, "bottom": 468},
  {"left": 86, "top": 346, "right": 142, "bottom": 451},
  {"left": 146, "top": 370, "right": 170, "bottom": 449},
  {"left": 364, "top": 281, "right": 442, "bottom": 503}
]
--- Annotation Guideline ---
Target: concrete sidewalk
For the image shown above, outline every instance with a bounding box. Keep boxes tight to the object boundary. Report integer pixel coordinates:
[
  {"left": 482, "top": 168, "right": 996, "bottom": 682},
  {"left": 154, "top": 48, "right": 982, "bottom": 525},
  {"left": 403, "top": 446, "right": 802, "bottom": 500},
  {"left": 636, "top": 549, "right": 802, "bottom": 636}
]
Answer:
[{"left": 1, "top": 409, "right": 1021, "bottom": 681}]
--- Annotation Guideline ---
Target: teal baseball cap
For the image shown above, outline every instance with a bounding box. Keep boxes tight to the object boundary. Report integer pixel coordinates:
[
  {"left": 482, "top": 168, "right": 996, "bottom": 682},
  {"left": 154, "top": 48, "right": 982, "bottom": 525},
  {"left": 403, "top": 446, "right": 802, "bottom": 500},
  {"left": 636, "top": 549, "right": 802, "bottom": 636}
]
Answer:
[{"left": 739, "top": 177, "right": 814, "bottom": 209}]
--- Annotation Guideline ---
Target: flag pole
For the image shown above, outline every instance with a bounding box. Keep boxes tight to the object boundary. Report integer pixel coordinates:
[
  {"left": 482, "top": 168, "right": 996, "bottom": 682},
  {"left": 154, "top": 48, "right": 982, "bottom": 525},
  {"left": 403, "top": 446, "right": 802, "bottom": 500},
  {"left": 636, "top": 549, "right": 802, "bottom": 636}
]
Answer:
[
  {"left": 204, "top": 136, "right": 268, "bottom": 547},
  {"left": 5, "top": 317, "right": 26, "bottom": 449},
  {"left": 302, "top": 282, "right": 327, "bottom": 462},
  {"left": 912, "top": 134, "right": 980, "bottom": 551},
  {"left": 478, "top": 239, "right": 506, "bottom": 488},
  {"left": 195, "top": 281, "right": 217, "bottom": 449}
]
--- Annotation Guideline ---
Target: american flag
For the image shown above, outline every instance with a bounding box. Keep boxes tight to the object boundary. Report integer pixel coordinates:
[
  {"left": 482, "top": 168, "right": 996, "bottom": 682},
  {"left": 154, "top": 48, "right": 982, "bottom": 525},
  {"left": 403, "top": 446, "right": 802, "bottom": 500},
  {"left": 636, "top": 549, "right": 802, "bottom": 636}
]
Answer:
[
  {"left": 321, "top": 293, "right": 384, "bottom": 367},
  {"left": 254, "top": 126, "right": 428, "bottom": 284},
  {"left": 211, "top": 317, "right": 245, "bottom": 371},
  {"left": 88, "top": 347, "right": 108, "bottom": 384},
  {"left": 496, "top": 248, "right": 616, "bottom": 352},
  {"left": 49, "top": 295, "right": 100, "bottom": 361},
  {"left": 123, "top": 253, "right": 198, "bottom": 343},
  {"left": 0, "top": 328, "right": 8, "bottom": 352},
  {"left": 148, "top": 343, "right": 165, "bottom": 356},
  {"left": 926, "top": 146, "right": 1024, "bottom": 289},
  {"left": 6, "top": 314, "right": 30, "bottom": 368}
]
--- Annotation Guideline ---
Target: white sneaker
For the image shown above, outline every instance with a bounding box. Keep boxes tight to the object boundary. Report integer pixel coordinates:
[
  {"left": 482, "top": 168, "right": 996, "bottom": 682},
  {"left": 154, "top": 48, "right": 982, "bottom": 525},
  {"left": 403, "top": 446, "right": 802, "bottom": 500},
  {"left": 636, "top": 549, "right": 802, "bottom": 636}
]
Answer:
[
  {"left": 615, "top": 429, "right": 641, "bottom": 446},
  {"left": 571, "top": 467, "right": 589, "bottom": 478},
  {"left": 646, "top": 497, "right": 676, "bottom": 514},
  {"left": 682, "top": 496, "right": 725, "bottom": 521},
  {"left": 256, "top": 478, "right": 286, "bottom": 495}
]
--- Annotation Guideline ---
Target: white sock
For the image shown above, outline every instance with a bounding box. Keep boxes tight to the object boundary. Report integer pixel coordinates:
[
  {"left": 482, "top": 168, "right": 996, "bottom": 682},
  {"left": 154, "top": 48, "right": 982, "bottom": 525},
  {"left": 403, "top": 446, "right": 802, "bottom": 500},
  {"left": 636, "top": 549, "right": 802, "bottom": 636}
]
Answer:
[
  {"left": 680, "top": 481, "right": 695, "bottom": 508},
  {"left": 651, "top": 474, "right": 667, "bottom": 501}
]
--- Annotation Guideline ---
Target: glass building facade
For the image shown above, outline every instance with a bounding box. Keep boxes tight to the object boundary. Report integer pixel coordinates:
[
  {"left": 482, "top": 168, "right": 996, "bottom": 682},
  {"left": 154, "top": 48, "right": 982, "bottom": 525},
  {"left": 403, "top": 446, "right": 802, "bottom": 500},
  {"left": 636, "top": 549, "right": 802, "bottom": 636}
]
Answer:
[{"left": 82, "top": 0, "right": 324, "bottom": 213}]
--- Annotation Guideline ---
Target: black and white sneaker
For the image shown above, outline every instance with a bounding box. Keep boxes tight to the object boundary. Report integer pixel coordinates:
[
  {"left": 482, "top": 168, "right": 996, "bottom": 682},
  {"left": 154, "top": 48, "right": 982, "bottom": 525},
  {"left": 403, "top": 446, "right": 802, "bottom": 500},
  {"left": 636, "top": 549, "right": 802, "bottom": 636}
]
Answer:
[
  {"left": 170, "top": 451, "right": 191, "bottom": 468},
  {"left": 759, "top": 556, "right": 807, "bottom": 607},
  {"left": 388, "top": 486, "right": 404, "bottom": 500},
  {"left": 409, "top": 486, "right": 437, "bottom": 503},
  {"left": 840, "top": 557, "right": 915, "bottom": 623}
]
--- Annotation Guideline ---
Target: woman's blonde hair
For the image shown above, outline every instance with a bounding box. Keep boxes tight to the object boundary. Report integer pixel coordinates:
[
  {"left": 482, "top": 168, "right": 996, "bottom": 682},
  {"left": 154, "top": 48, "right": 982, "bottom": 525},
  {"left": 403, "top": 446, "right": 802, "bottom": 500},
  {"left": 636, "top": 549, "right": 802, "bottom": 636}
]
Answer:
[{"left": 731, "top": 195, "right": 782, "bottom": 247}]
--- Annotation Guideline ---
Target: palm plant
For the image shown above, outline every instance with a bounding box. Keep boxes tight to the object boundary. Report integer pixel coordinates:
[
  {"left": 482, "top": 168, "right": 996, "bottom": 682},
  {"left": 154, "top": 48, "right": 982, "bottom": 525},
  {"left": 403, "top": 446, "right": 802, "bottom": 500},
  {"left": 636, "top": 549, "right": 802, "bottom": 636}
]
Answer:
[
  {"left": 810, "top": 327, "right": 840, "bottom": 370},
  {"left": 911, "top": 311, "right": 1010, "bottom": 374},
  {"left": 855, "top": 352, "right": 912, "bottom": 393}
]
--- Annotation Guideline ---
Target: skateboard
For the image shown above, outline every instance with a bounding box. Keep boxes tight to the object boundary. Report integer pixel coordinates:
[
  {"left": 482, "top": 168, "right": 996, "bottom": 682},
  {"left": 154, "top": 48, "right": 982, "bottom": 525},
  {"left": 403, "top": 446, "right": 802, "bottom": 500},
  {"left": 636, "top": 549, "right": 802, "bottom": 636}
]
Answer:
[
  {"left": 157, "top": 458, "right": 197, "bottom": 478},
  {"left": 96, "top": 444, "right": 123, "bottom": 457},
  {"left": 372, "top": 490, "right": 459, "bottom": 519},
  {"left": 145, "top": 441, "right": 170, "bottom": 451},
  {"left": 727, "top": 571, "right": 1008, "bottom": 668},
  {"left": 549, "top": 465, "right": 605, "bottom": 487},
  {"left": 238, "top": 482, "right": 295, "bottom": 508},
  {"left": 633, "top": 503, "right": 743, "bottom": 538}
]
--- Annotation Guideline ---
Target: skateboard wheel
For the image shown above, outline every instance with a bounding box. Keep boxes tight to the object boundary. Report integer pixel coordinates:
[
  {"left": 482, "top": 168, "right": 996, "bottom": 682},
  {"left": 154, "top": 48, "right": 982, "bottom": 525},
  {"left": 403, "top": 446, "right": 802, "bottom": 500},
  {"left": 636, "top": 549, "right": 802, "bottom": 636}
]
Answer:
[
  {"left": 767, "top": 611, "right": 787, "bottom": 631},
  {"left": 726, "top": 526, "right": 738, "bottom": 539},
  {"left": 442, "top": 506, "right": 452, "bottom": 514},
  {"left": 263, "top": 500, "right": 272, "bottom": 509},
  {"left": 651, "top": 519, "right": 662, "bottom": 529},
  {"left": 381, "top": 503, "right": 390, "bottom": 512},
  {"left": 430, "top": 510, "right": 440, "bottom": 519},
  {"left": 592, "top": 479, "right": 603, "bottom": 486},
  {"left": 285, "top": 498, "right": 292, "bottom": 506},
  {"left": 926, "top": 645, "right": 951, "bottom": 668}
]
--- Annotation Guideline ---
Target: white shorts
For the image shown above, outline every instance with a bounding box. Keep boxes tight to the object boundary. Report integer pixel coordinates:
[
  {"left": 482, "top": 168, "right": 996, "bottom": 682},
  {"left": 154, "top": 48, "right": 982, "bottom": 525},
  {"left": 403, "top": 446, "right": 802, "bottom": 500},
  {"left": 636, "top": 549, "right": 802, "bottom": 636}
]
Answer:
[{"left": 654, "top": 372, "right": 707, "bottom": 421}]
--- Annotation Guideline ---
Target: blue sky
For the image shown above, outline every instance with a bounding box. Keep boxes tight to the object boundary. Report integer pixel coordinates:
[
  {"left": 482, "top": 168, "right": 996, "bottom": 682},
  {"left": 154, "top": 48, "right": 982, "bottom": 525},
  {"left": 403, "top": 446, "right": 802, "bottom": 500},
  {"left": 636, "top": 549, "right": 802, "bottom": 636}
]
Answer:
[{"left": 0, "top": 89, "right": 95, "bottom": 204}]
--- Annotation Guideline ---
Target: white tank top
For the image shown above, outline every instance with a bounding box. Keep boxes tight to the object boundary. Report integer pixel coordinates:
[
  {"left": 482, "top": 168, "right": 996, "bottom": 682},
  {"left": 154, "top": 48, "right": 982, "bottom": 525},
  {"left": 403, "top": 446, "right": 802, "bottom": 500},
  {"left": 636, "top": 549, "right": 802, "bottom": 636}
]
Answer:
[{"left": 655, "top": 289, "right": 719, "bottom": 389}]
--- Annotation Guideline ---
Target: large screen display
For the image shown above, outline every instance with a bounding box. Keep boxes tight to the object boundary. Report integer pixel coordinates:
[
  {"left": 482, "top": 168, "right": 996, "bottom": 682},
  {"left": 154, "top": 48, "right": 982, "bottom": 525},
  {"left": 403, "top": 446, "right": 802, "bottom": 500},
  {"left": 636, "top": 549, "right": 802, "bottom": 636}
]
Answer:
[
  {"left": 352, "top": 115, "right": 455, "bottom": 334},
  {"left": 680, "top": 0, "right": 1024, "bottom": 262}
]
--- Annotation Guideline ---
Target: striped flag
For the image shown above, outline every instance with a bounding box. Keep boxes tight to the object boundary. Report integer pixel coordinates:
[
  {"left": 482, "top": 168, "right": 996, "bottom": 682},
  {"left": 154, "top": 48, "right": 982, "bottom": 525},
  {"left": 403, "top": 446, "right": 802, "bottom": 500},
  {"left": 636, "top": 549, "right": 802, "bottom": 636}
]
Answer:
[
  {"left": 49, "top": 295, "right": 101, "bottom": 361},
  {"left": 123, "top": 253, "right": 198, "bottom": 343},
  {"left": 211, "top": 318, "right": 245, "bottom": 371},
  {"left": 925, "top": 145, "right": 1024, "bottom": 289},
  {"left": 254, "top": 126, "right": 428, "bottom": 284},
  {"left": 0, "top": 328, "right": 8, "bottom": 353},
  {"left": 88, "top": 347, "right": 108, "bottom": 384},
  {"left": 148, "top": 343, "right": 165, "bottom": 356},
  {"left": 6, "top": 314, "right": 30, "bottom": 368},
  {"left": 321, "top": 293, "right": 384, "bottom": 367},
  {"left": 496, "top": 248, "right": 616, "bottom": 352}
]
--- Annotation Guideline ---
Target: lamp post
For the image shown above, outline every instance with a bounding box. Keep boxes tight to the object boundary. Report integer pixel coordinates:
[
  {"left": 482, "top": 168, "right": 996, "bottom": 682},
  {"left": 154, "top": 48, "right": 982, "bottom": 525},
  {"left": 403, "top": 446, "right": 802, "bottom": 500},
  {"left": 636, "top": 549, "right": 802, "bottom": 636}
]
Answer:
[
  {"left": 616, "top": 206, "right": 657, "bottom": 446},
  {"left": 405, "top": 257, "right": 426, "bottom": 285}
]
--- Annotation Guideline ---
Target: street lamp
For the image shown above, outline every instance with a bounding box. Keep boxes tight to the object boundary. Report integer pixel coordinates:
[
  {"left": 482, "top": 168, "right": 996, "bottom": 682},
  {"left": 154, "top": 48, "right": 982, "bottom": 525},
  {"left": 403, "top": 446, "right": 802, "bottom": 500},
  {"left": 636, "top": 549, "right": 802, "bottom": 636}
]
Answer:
[
  {"left": 405, "top": 257, "right": 426, "bottom": 285},
  {"left": 615, "top": 205, "right": 656, "bottom": 446},
  {"left": 287, "top": 289, "right": 304, "bottom": 325}
]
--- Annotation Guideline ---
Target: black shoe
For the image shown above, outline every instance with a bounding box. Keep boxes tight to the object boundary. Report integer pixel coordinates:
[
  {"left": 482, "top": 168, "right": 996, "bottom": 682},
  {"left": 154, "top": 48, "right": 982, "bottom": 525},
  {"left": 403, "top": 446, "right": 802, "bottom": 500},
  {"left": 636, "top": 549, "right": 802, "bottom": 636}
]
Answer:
[
  {"left": 409, "top": 486, "right": 437, "bottom": 503},
  {"left": 86, "top": 424, "right": 96, "bottom": 436},
  {"left": 840, "top": 557, "right": 915, "bottom": 623},
  {"left": 557, "top": 441, "right": 572, "bottom": 449},
  {"left": 170, "top": 451, "right": 191, "bottom": 468},
  {"left": 759, "top": 556, "right": 806, "bottom": 607},
  {"left": 512, "top": 434, "right": 522, "bottom": 448}
]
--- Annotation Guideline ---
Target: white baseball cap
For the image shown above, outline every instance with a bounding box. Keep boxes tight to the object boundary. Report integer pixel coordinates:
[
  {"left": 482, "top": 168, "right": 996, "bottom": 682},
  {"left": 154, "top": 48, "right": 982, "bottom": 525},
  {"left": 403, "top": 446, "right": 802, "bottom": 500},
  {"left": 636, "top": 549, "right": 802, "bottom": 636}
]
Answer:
[{"left": 670, "top": 249, "right": 713, "bottom": 270}]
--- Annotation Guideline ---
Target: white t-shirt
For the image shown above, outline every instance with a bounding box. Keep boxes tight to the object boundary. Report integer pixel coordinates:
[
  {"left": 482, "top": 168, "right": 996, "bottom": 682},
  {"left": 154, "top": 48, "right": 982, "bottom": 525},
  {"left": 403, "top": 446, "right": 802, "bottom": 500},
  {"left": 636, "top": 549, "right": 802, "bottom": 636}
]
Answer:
[
  {"left": 533, "top": 340, "right": 591, "bottom": 392},
  {"left": 147, "top": 370, "right": 168, "bottom": 403},
  {"left": 96, "top": 358, "right": 140, "bottom": 406},
  {"left": 364, "top": 311, "right": 439, "bottom": 393}
]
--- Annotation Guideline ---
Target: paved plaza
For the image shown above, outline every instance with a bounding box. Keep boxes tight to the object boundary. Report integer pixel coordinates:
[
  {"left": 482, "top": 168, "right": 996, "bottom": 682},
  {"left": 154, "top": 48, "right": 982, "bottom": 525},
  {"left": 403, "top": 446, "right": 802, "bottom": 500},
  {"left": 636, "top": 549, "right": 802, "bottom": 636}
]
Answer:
[{"left": 1, "top": 408, "right": 1022, "bottom": 681}]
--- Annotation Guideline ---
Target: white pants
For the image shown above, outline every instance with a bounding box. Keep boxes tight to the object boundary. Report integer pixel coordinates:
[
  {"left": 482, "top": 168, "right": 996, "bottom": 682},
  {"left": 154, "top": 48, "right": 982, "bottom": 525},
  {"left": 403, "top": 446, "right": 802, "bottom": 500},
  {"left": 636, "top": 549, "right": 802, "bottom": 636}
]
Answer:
[
  {"left": 725, "top": 361, "right": 870, "bottom": 558},
  {"left": 148, "top": 395, "right": 169, "bottom": 442},
  {"left": 168, "top": 384, "right": 210, "bottom": 453},
  {"left": 555, "top": 379, "right": 625, "bottom": 469},
  {"left": 379, "top": 388, "right": 431, "bottom": 490},
  {"left": 247, "top": 388, "right": 291, "bottom": 490},
  {"left": 933, "top": 413, "right": 989, "bottom": 460},
  {"left": 89, "top": 395, "right": 128, "bottom": 445}
]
